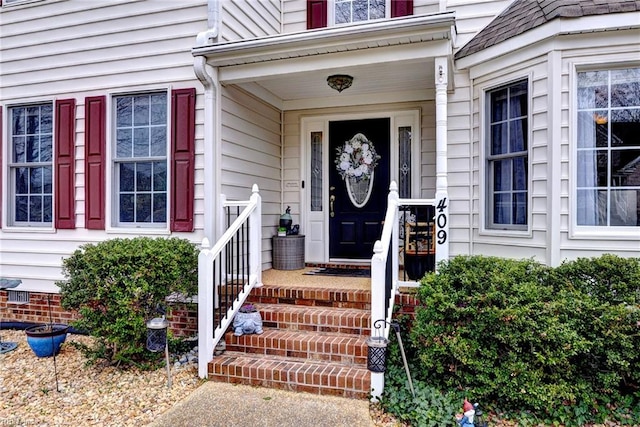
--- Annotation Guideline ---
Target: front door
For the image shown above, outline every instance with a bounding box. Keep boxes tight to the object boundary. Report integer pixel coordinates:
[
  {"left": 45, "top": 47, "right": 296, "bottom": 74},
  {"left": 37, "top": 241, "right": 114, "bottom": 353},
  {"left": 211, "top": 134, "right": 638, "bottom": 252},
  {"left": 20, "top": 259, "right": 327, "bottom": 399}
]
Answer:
[{"left": 329, "top": 118, "right": 390, "bottom": 259}]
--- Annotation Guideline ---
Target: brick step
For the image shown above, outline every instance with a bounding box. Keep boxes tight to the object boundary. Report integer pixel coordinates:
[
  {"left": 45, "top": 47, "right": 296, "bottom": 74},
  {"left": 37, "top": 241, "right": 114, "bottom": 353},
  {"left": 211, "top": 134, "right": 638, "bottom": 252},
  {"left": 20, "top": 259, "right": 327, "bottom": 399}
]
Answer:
[
  {"left": 224, "top": 329, "right": 369, "bottom": 366},
  {"left": 247, "top": 285, "right": 371, "bottom": 310},
  {"left": 208, "top": 352, "right": 371, "bottom": 399},
  {"left": 258, "top": 303, "right": 371, "bottom": 336}
]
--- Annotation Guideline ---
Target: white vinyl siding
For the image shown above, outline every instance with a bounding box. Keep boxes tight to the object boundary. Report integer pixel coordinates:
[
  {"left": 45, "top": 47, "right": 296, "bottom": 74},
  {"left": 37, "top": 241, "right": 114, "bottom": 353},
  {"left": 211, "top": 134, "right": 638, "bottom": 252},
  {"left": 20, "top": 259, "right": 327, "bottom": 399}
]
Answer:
[
  {"left": 220, "top": 85, "right": 282, "bottom": 269},
  {"left": 0, "top": 0, "right": 207, "bottom": 292},
  {"left": 220, "top": 0, "right": 281, "bottom": 42},
  {"left": 462, "top": 26, "right": 640, "bottom": 265},
  {"left": 467, "top": 57, "right": 548, "bottom": 263},
  {"left": 445, "top": 0, "right": 513, "bottom": 50}
]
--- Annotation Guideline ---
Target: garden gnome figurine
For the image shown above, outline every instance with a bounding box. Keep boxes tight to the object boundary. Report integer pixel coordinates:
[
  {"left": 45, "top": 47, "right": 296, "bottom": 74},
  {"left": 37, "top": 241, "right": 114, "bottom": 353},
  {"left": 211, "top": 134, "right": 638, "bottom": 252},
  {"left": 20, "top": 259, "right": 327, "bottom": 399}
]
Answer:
[{"left": 455, "top": 399, "right": 475, "bottom": 427}]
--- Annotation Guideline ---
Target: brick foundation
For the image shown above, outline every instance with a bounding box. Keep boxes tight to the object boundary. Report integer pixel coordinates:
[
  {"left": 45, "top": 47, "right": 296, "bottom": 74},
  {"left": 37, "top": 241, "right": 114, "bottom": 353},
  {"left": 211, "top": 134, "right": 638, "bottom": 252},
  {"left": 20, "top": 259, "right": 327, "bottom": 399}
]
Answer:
[
  {"left": 0, "top": 290, "right": 197, "bottom": 337},
  {"left": 1, "top": 287, "right": 418, "bottom": 341}
]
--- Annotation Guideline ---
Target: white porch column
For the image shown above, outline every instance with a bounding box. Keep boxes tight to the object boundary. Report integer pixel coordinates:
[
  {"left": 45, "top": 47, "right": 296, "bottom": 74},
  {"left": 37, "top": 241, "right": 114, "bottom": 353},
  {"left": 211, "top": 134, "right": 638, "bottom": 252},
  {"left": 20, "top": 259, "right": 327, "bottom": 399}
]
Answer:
[{"left": 434, "top": 57, "right": 449, "bottom": 268}]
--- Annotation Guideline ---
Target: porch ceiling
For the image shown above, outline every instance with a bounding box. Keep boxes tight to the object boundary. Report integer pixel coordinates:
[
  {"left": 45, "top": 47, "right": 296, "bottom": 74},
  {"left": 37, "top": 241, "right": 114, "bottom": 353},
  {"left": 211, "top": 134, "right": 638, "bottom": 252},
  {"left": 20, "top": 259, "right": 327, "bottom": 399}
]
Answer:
[{"left": 193, "top": 13, "right": 456, "bottom": 109}]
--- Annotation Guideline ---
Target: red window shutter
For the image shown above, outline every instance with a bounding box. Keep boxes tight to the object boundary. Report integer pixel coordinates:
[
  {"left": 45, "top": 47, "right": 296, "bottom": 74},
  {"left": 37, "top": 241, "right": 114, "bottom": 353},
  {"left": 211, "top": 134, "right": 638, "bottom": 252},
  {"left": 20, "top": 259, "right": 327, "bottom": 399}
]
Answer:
[
  {"left": 391, "top": 0, "right": 413, "bottom": 17},
  {"left": 84, "top": 96, "right": 106, "bottom": 230},
  {"left": 55, "top": 99, "right": 76, "bottom": 229},
  {"left": 307, "top": 0, "right": 327, "bottom": 29},
  {"left": 0, "top": 107, "right": 3, "bottom": 229},
  {"left": 170, "top": 88, "right": 195, "bottom": 232}
]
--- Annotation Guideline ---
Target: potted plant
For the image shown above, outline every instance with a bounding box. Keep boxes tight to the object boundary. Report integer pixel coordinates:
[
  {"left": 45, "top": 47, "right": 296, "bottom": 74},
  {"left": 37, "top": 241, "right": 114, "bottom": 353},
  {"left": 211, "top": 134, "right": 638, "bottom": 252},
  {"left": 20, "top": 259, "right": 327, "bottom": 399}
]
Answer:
[{"left": 25, "top": 323, "right": 70, "bottom": 357}]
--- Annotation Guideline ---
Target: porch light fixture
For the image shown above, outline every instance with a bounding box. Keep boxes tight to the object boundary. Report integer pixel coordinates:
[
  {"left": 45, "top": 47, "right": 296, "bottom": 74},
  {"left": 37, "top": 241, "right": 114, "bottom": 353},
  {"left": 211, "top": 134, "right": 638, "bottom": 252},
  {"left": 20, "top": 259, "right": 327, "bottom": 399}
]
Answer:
[{"left": 327, "top": 74, "right": 353, "bottom": 93}]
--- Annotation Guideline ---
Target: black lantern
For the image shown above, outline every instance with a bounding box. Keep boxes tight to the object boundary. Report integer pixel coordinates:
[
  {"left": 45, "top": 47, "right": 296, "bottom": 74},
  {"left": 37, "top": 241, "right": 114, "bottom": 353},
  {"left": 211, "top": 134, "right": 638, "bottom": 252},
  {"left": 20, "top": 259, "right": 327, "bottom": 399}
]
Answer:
[
  {"left": 366, "top": 335, "right": 389, "bottom": 372},
  {"left": 368, "top": 319, "right": 415, "bottom": 397}
]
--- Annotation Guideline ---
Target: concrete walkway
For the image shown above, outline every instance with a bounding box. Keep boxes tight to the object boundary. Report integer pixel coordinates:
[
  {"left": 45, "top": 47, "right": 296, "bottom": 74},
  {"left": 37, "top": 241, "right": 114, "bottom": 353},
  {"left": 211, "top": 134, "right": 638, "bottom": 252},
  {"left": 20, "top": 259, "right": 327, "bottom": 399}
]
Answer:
[{"left": 147, "top": 381, "right": 375, "bottom": 427}]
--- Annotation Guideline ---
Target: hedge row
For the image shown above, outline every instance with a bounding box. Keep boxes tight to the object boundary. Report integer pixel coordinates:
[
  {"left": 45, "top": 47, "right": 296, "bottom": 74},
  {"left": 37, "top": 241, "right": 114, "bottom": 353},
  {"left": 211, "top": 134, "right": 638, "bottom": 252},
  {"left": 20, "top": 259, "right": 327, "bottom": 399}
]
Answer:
[{"left": 408, "top": 254, "right": 640, "bottom": 425}]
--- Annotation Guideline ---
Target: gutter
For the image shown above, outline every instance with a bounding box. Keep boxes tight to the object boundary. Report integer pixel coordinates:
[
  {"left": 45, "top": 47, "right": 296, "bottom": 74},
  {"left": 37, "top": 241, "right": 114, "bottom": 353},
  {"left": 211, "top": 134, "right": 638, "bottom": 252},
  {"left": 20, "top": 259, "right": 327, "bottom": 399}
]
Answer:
[{"left": 191, "top": 11, "right": 456, "bottom": 61}]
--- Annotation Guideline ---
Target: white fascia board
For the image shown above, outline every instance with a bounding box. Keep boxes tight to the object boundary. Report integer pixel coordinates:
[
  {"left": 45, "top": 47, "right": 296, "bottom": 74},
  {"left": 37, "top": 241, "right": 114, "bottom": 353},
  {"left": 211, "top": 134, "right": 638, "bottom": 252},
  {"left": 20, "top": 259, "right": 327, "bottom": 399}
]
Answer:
[
  {"left": 219, "top": 39, "right": 452, "bottom": 84},
  {"left": 456, "top": 12, "right": 640, "bottom": 71},
  {"left": 192, "top": 12, "right": 455, "bottom": 65}
]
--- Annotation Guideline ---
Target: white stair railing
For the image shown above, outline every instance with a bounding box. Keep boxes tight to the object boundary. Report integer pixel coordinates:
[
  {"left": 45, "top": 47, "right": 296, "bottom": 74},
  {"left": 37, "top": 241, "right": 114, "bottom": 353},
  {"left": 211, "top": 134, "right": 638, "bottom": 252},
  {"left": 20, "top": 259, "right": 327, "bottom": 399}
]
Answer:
[
  {"left": 197, "top": 184, "right": 262, "bottom": 378},
  {"left": 370, "top": 181, "right": 437, "bottom": 399}
]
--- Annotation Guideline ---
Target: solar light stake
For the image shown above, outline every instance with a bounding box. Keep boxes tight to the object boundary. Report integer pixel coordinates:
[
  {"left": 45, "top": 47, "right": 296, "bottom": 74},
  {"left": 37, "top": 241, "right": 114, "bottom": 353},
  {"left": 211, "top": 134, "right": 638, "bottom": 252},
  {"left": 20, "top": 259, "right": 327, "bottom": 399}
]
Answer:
[{"left": 146, "top": 316, "right": 172, "bottom": 388}]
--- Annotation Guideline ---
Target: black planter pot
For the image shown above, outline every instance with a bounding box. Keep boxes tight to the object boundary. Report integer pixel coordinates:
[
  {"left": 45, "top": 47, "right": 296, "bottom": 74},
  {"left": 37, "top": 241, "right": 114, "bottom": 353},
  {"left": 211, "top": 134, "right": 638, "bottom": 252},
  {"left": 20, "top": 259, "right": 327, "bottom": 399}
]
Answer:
[
  {"left": 25, "top": 324, "right": 69, "bottom": 357},
  {"left": 404, "top": 252, "right": 435, "bottom": 280}
]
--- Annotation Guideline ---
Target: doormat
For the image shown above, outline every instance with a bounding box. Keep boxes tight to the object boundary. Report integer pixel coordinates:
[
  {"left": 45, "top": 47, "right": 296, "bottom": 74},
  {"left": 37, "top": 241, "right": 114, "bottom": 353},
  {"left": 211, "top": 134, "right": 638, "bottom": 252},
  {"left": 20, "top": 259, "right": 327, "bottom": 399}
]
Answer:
[{"left": 304, "top": 267, "right": 371, "bottom": 277}]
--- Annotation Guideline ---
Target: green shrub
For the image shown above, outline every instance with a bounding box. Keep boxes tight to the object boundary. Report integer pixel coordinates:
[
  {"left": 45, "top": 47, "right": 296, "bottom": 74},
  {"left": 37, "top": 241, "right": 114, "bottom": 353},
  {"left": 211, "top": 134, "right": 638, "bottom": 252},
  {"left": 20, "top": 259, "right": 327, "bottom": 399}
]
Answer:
[
  {"left": 57, "top": 237, "right": 198, "bottom": 367},
  {"left": 381, "top": 321, "right": 462, "bottom": 427},
  {"left": 553, "top": 254, "right": 640, "bottom": 305},
  {"left": 409, "top": 255, "right": 640, "bottom": 425},
  {"left": 554, "top": 255, "right": 640, "bottom": 408}
]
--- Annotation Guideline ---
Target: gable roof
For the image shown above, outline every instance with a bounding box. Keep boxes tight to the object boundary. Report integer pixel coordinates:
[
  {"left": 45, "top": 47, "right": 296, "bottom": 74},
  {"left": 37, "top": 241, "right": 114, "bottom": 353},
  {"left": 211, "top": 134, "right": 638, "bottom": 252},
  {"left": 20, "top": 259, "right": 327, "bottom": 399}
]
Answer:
[{"left": 455, "top": 0, "right": 640, "bottom": 59}]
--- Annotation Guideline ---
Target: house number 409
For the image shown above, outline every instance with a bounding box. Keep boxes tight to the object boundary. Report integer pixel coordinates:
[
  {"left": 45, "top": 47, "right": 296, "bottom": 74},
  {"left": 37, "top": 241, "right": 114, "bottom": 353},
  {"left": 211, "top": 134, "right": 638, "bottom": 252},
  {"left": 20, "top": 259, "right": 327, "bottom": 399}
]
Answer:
[{"left": 436, "top": 197, "right": 448, "bottom": 245}]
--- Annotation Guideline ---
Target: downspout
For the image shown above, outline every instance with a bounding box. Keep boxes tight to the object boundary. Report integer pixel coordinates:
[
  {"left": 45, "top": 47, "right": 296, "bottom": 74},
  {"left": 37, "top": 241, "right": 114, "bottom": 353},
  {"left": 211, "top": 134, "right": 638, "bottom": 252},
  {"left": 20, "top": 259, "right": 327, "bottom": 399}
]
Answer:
[
  {"left": 194, "top": 58, "right": 219, "bottom": 243},
  {"left": 194, "top": 0, "right": 220, "bottom": 242},
  {"left": 194, "top": 0, "right": 220, "bottom": 379}
]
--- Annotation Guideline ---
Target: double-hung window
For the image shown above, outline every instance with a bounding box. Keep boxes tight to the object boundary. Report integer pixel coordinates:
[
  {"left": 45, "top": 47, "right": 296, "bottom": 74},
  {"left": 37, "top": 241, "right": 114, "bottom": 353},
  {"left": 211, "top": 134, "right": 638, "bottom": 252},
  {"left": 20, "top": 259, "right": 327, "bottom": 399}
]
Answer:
[
  {"left": 576, "top": 67, "right": 640, "bottom": 227},
  {"left": 308, "top": 0, "right": 412, "bottom": 29},
  {"left": 9, "top": 104, "right": 53, "bottom": 226},
  {"left": 113, "top": 93, "right": 167, "bottom": 227},
  {"left": 334, "top": 0, "right": 385, "bottom": 24},
  {"left": 486, "top": 80, "right": 529, "bottom": 230}
]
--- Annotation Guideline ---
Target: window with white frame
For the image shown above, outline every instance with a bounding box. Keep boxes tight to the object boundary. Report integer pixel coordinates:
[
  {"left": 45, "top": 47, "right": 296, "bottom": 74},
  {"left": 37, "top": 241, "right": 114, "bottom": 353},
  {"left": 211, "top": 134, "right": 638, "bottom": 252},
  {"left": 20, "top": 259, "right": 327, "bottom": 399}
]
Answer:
[
  {"left": 486, "top": 80, "right": 529, "bottom": 230},
  {"left": 113, "top": 92, "right": 168, "bottom": 227},
  {"left": 576, "top": 67, "right": 640, "bottom": 227},
  {"left": 334, "top": 0, "right": 386, "bottom": 25},
  {"left": 8, "top": 103, "right": 53, "bottom": 226}
]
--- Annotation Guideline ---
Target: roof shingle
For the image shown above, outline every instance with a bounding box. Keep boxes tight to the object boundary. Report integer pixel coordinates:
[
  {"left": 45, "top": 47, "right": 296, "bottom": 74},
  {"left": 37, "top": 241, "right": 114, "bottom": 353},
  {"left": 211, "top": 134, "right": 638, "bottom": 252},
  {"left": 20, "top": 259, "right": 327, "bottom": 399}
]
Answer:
[{"left": 455, "top": 0, "right": 640, "bottom": 59}]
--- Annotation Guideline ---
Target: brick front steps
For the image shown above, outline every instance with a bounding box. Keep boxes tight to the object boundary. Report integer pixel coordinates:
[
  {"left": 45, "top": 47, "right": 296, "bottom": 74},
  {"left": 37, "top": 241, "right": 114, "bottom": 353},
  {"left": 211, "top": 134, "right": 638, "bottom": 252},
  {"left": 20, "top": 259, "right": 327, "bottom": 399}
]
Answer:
[
  {"left": 209, "top": 354, "right": 370, "bottom": 398},
  {"left": 207, "top": 284, "right": 373, "bottom": 398}
]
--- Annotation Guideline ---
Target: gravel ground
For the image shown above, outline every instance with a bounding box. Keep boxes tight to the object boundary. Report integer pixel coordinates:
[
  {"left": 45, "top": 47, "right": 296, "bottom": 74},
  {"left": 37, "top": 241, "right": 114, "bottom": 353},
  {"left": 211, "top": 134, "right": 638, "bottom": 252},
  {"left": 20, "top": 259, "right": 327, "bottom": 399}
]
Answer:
[
  {"left": 0, "top": 329, "right": 398, "bottom": 427},
  {"left": 0, "top": 329, "right": 202, "bottom": 427}
]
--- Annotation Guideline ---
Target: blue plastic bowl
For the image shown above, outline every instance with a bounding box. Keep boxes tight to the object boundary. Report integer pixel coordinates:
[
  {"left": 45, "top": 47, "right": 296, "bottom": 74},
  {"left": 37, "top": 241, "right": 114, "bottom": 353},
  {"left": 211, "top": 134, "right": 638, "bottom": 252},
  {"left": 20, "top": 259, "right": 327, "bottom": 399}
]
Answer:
[{"left": 25, "top": 324, "right": 69, "bottom": 358}]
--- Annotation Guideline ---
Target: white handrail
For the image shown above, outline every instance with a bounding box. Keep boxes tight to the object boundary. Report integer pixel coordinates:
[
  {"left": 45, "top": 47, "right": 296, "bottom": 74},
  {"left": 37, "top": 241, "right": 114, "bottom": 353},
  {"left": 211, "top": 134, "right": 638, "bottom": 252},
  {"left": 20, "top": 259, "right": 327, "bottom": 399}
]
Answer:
[
  {"left": 370, "top": 182, "right": 437, "bottom": 400},
  {"left": 197, "top": 184, "right": 262, "bottom": 378},
  {"left": 370, "top": 181, "right": 400, "bottom": 400}
]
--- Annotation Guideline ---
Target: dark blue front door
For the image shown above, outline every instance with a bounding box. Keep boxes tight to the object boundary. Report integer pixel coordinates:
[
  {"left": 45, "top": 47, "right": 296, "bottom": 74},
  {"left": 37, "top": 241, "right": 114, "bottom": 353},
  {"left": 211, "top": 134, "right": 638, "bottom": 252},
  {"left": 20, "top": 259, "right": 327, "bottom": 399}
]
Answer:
[{"left": 329, "top": 118, "right": 390, "bottom": 259}]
